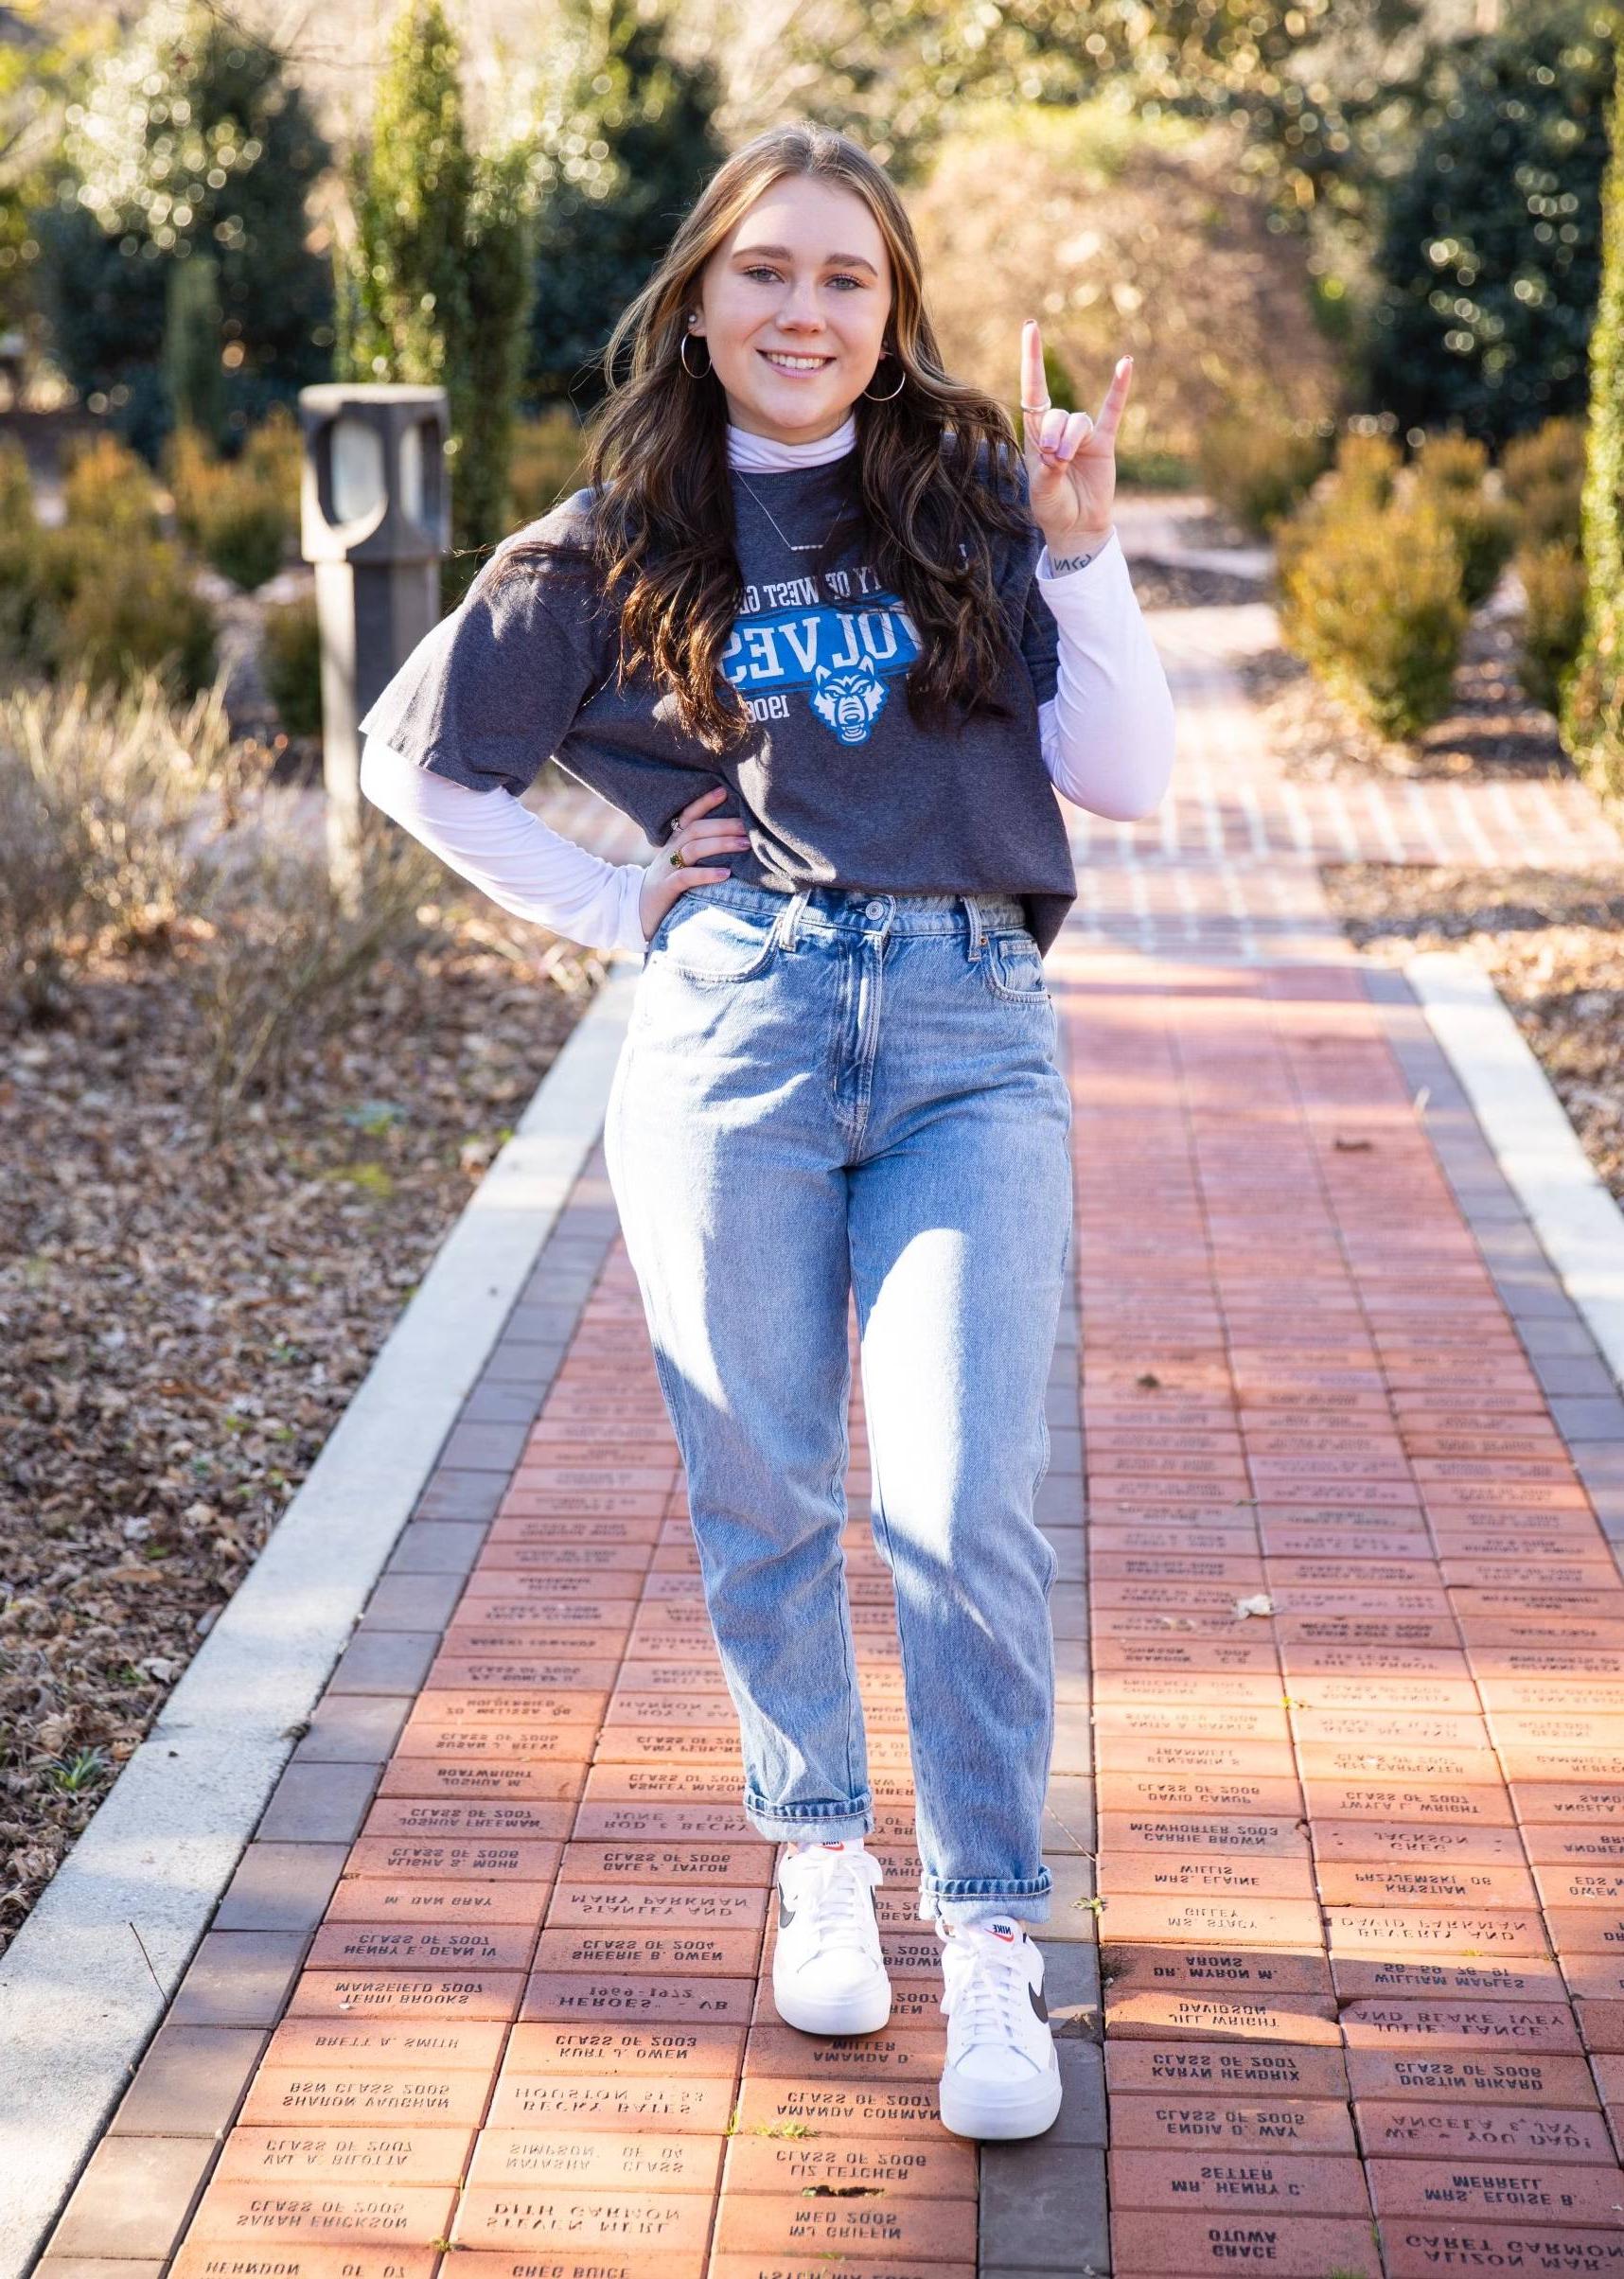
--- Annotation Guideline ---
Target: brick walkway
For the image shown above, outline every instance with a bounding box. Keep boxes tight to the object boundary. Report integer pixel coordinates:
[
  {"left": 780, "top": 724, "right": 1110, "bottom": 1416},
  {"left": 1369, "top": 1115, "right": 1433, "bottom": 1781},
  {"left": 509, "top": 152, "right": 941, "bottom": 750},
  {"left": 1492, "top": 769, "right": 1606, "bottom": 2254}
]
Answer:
[{"left": 32, "top": 533, "right": 1624, "bottom": 2277}]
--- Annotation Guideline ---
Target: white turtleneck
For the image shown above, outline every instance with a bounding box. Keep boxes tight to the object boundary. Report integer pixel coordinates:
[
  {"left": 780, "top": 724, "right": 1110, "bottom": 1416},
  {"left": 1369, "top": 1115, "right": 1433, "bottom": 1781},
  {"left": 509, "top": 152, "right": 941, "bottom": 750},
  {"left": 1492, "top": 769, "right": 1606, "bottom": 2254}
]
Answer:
[{"left": 360, "top": 417, "right": 1175, "bottom": 955}]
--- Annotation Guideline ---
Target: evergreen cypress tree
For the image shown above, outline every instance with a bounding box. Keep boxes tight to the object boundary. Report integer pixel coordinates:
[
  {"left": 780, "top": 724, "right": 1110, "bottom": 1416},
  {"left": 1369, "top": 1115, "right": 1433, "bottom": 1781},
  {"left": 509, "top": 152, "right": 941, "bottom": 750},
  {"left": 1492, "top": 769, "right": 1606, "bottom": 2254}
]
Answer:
[
  {"left": 1562, "top": 37, "right": 1624, "bottom": 800},
  {"left": 527, "top": 0, "right": 721, "bottom": 408},
  {"left": 162, "top": 251, "right": 224, "bottom": 448},
  {"left": 464, "top": 144, "right": 538, "bottom": 551},
  {"left": 339, "top": 0, "right": 472, "bottom": 432},
  {"left": 338, "top": 0, "right": 533, "bottom": 578}
]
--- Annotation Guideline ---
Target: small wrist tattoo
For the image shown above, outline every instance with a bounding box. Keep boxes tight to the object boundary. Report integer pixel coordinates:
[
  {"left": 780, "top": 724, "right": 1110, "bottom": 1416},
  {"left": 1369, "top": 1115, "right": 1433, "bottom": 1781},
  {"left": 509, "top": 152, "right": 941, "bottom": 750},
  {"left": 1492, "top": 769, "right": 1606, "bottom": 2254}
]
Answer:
[{"left": 1050, "top": 544, "right": 1104, "bottom": 576}]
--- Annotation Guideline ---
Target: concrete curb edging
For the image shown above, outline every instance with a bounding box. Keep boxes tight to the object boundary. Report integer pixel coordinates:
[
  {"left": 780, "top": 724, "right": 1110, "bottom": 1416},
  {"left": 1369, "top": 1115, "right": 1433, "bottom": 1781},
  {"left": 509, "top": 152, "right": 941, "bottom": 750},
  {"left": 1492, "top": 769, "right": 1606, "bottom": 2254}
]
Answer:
[
  {"left": 1405, "top": 947, "right": 1624, "bottom": 1389},
  {"left": 0, "top": 952, "right": 640, "bottom": 2279}
]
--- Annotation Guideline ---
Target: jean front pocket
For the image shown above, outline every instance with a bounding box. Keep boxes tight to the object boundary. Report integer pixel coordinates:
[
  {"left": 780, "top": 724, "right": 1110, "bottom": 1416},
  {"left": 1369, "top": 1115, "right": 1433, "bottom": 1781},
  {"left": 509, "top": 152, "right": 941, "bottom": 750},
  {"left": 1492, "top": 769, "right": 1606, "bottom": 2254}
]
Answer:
[
  {"left": 649, "top": 888, "right": 783, "bottom": 983},
  {"left": 980, "top": 928, "right": 1052, "bottom": 1008}
]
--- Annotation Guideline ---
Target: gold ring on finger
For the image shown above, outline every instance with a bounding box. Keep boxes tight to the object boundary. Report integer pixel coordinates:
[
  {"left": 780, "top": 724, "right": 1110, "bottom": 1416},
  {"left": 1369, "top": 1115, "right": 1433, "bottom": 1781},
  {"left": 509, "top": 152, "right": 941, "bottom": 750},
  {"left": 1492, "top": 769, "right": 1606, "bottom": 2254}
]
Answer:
[{"left": 669, "top": 844, "right": 686, "bottom": 869}]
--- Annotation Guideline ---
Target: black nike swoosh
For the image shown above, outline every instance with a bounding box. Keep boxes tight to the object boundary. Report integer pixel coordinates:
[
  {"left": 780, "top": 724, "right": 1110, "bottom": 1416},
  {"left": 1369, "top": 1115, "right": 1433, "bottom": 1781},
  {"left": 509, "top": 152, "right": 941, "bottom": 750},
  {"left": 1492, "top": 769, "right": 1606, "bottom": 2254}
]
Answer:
[
  {"left": 778, "top": 1896, "right": 796, "bottom": 1929},
  {"left": 1029, "top": 1983, "right": 1049, "bottom": 2023}
]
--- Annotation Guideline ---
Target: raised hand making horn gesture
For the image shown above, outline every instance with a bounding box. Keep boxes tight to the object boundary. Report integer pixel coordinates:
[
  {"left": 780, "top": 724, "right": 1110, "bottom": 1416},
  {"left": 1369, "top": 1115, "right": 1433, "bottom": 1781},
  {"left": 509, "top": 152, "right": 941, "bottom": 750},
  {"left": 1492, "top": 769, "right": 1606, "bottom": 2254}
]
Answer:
[{"left": 1020, "top": 317, "right": 1132, "bottom": 566}]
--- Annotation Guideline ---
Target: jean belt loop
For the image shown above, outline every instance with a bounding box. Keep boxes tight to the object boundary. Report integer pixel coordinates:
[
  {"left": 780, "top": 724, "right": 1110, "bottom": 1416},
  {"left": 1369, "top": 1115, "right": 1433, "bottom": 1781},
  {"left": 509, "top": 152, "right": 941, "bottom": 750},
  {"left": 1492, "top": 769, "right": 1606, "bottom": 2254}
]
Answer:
[
  {"left": 962, "top": 892, "right": 985, "bottom": 963},
  {"left": 776, "top": 889, "right": 809, "bottom": 953}
]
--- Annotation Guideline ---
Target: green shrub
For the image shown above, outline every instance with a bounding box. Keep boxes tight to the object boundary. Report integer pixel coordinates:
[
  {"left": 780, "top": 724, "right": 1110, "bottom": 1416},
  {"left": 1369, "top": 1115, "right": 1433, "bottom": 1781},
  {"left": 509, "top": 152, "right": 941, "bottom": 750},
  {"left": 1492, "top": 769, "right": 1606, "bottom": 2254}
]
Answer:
[
  {"left": 1279, "top": 489, "right": 1467, "bottom": 741},
  {"left": 262, "top": 590, "right": 322, "bottom": 738},
  {"left": 1194, "top": 412, "right": 1329, "bottom": 536},
  {"left": 0, "top": 522, "right": 216, "bottom": 698},
  {"left": 1563, "top": 39, "right": 1624, "bottom": 804},
  {"left": 62, "top": 541, "right": 218, "bottom": 697},
  {"left": 0, "top": 437, "right": 33, "bottom": 532},
  {"left": 1502, "top": 415, "right": 1585, "bottom": 551},
  {"left": 1519, "top": 538, "right": 1587, "bottom": 716},
  {"left": 240, "top": 402, "right": 303, "bottom": 514},
  {"left": 1332, "top": 430, "right": 1402, "bottom": 508},
  {"left": 1411, "top": 432, "right": 1518, "bottom": 610},
  {"left": 1114, "top": 444, "right": 1193, "bottom": 491},
  {"left": 62, "top": 431, "right": 160, "bottom": 541},
  {"left": 508, "top": 407, "right": 587, "bottom": 525},
  {"left": 164, "top": 415, "right": 294, "bottom": 590},
  {"left": 200, "top": 487, "right": 289, "bottom": 591},
  {"left": 0, "top": 525, "right": 83, "bottom": 675}
]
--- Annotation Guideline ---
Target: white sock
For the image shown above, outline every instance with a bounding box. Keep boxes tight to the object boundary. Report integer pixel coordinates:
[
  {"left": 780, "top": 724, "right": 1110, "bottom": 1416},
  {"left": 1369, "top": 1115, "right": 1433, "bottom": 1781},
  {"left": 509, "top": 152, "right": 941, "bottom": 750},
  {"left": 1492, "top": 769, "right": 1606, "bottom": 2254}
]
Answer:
[{"left": 789, "top": 1834, "right": 866, "bottom": 1855}]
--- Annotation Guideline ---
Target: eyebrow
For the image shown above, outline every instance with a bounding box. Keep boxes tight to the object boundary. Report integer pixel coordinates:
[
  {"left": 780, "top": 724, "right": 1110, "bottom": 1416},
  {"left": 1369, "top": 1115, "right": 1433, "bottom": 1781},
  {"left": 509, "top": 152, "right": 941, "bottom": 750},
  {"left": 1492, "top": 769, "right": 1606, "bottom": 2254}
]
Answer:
[{"left": 732, "top": 243, "right": 880, "bottom": 275}]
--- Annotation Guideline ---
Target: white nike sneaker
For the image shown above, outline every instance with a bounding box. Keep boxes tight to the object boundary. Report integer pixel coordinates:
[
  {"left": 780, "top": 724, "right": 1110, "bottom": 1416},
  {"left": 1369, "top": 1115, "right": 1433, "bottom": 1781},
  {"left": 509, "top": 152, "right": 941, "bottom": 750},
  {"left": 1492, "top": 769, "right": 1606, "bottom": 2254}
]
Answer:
[
  {"left": 770, "top": 1840, "right": 892, "bottom": 2036},
  {"left": 935, "top": 1915, "right": 1063, "bottom": 2139}
]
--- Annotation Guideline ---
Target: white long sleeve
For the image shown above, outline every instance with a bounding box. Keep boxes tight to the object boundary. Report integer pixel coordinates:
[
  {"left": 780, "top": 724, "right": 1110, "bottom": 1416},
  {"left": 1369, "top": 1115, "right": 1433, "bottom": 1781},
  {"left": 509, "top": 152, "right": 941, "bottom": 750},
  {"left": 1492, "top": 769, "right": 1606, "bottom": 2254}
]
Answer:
[
  {"left": 360, "top": 733, "right": 651, "bottom": 955},
  {"left": 1034, "top": 526, "right": 1177, "bottom": 822}
]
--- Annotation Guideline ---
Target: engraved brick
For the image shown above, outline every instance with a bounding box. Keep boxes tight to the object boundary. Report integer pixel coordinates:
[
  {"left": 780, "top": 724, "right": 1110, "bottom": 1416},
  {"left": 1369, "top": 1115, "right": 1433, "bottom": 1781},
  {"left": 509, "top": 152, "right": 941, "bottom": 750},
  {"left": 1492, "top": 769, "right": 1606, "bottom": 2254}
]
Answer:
[
  {"left": 451, "top": 2189, "right": 712, "bottom": 2252},
  {"left": 1367, "top": 2160, "right": 1624, "bottom": 2225},
  {"left": 1110, "top": 2212, "right": 1378, "bottom": 2275},
  {"left": 211, "top": 2128, "right": 474, "bottom": 2184},
  {"left": 521, "top": 1970, "right": 755, "bottom": 2024},
  {"left": 464, "top": 2129, "right": 723, "bottom": 2192},
  {"left": 503, "top": 2021, "right": 745, "bottom": 2075},
  {"left": 1356, "top": 2102, "right": 1615, "bottom": 2164},
  {"left": 485, "top": 2072, "right": 735, "bottom": 2133},
  {"left": 183, "top": 2181, "right": 457, "bottom": 2243},
  {"left": 710, "top": 2197, "right": 976, "bottom": 2258},
  {"left": 1109, "top": 2148, "right": 1369, "bottom": 2213}
]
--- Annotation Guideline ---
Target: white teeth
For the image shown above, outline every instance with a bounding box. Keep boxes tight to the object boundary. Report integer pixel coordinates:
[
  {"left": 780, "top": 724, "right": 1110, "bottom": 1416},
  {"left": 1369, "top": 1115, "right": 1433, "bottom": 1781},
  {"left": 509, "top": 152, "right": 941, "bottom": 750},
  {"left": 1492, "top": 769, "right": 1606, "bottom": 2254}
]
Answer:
[{"left": 763, "top": 353, "right": 830, "bottom": 370}]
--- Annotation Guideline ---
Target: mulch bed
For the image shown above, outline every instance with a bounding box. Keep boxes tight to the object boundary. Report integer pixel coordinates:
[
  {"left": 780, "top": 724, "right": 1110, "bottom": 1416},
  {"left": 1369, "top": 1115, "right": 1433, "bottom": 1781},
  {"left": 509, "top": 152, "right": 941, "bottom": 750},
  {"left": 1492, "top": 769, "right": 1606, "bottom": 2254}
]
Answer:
[
  {"left": 1128, "top": 559, "right": 1267, "bottom": 610},
  {"left": 1321, "top": 862, "right": 1624, "bottom": 1208},
  {"left": 0, "top": 904, "right": 605, "bottom": 1953},
  {"left": 1238, "top": 604, "right": 1571, "bottom": 784}
]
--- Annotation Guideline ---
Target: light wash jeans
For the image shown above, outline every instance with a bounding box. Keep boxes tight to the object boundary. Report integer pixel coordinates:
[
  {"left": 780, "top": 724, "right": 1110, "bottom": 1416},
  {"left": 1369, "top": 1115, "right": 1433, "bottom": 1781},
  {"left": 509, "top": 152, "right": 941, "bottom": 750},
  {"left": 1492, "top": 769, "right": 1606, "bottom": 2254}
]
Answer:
[{"left": 603, "top": 877, "right": 1073, "bottom": 1927}]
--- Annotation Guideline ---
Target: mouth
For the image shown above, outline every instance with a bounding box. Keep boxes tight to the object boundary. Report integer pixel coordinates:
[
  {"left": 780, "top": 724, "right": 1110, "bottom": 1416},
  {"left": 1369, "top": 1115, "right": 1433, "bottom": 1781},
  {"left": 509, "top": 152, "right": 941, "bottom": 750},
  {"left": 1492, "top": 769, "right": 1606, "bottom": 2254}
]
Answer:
[{"left": 757, "top": 348, "right": 836, "bottom": 377}]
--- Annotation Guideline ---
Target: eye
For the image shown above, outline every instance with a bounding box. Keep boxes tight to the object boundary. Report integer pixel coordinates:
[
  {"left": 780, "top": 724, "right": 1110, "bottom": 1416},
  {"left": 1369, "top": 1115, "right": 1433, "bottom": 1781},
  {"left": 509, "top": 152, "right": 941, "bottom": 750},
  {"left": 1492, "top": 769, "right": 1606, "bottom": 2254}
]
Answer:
[{"left": 741, "top": 265, "right": 868, "bottom": 291}]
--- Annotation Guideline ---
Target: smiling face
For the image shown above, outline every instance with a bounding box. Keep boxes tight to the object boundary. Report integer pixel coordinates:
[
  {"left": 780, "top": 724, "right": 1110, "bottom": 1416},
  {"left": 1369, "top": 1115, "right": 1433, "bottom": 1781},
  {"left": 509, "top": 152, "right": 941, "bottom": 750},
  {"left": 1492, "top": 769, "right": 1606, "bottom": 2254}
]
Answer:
[{"left": 689, "top": 172, "right": 894, "bottom": 445}]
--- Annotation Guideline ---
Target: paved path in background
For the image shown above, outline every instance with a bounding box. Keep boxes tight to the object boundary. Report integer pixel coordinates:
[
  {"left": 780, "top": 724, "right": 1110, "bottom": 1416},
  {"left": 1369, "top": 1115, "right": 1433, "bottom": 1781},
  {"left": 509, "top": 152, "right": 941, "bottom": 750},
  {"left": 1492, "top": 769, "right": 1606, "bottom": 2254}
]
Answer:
[{"left": 29, "top": 508, "right": 1624, "bottom": 2277}]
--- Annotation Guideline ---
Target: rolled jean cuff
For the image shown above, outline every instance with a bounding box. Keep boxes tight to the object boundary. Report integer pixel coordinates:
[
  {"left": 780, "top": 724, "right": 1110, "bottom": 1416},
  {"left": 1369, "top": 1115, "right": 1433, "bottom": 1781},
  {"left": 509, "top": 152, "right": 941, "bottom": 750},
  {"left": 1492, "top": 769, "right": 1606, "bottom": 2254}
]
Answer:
[
  {"left": 918, "top": 1869, "right": 1053, "bottom": 1929},
  {"left": 744, "top": 1790, "right": 874, "bottom": 1844}
]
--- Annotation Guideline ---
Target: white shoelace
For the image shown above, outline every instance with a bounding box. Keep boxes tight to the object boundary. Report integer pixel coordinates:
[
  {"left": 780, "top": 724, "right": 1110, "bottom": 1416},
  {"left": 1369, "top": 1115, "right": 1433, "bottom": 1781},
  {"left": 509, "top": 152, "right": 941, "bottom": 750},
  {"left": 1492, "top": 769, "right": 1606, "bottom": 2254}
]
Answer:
[
  {"left": 784, "top": 1847, "right": 879, "bottom": 1953},
  {"left": 942, "top": 1931, "right": 1032, "bottom": 2044}
]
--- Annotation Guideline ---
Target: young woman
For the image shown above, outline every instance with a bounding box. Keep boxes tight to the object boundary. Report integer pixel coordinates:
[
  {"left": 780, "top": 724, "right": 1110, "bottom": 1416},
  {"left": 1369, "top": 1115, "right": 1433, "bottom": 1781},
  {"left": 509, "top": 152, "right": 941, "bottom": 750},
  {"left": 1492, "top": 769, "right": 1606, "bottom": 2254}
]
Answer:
[{"left": 360, "top": 118, "right": 1175, "bottom": 2142}]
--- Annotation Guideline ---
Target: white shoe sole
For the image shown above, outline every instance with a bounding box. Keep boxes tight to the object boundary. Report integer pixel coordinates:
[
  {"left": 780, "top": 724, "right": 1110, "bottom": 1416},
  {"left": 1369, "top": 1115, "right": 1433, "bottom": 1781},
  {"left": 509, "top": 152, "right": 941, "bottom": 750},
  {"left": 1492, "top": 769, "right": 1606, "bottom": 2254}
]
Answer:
[
  {"left": 938, "top": 2052, "right": 1064, "bottom": 2140},
  {"left": 771, "top": 1955, "right": 892, "bottom": 2037}
]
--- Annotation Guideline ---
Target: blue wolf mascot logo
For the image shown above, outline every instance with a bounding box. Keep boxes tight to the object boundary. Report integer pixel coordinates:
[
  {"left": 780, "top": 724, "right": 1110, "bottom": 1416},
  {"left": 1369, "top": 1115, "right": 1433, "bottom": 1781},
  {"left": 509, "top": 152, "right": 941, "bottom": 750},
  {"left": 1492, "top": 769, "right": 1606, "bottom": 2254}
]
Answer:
[{"left": 810, "top": 657, "right": 890, "bottom": 745}]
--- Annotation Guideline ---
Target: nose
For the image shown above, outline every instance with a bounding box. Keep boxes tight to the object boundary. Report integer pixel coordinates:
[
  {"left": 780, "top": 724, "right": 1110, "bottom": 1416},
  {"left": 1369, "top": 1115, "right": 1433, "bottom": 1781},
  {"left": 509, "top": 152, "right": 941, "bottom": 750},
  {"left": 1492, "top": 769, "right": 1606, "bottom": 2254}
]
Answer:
[{"left": 773, "top": 276, "right": 825, "bottom": 333}]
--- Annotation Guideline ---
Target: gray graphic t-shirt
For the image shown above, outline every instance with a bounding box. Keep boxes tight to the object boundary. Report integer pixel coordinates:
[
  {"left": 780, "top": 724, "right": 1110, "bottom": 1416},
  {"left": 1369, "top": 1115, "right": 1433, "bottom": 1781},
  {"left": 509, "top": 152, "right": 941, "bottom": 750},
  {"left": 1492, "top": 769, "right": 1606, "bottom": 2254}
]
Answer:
[{"left": 359, "top": 456, "right": 1078, "bottom": 952}]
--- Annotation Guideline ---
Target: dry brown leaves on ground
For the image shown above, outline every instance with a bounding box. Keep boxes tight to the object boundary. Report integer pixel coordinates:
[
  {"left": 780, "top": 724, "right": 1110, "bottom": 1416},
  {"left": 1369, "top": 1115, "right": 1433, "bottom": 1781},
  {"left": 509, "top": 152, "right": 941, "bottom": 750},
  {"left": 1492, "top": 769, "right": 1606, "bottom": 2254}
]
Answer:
[
  {"left": 0, "top": 907, "right": 604, "bottom": 1952},
  {"left": 1127, "top": 560, "right": 1267, "bottom": 610},
  {"left": 1322, "top": 863, "right": 1624, "bottom": 1207},
  {"left": 1238, "top": 606, "right": 1570, "bottom": 784}
]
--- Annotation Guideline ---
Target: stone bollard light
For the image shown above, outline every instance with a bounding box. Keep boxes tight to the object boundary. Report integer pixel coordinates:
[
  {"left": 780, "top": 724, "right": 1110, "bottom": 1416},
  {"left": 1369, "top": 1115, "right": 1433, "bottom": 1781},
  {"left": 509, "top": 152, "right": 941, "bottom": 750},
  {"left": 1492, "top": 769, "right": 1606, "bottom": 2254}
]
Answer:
[{"left": 297, "top": 382, "right": 450, "bottom": 902}]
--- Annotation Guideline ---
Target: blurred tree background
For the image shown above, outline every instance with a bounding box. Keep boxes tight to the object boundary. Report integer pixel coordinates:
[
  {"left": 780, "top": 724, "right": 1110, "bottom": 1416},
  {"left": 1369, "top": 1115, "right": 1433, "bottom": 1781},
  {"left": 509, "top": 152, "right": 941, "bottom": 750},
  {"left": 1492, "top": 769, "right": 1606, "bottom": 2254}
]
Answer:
[
  {"left": 9, "top": 0, "right": 1612, "bottom": 503},
  {"left": 525, "top": 0, "right": 723, "bottom": 409},
  {"left": 39, "top": 0, "right": 334, "bottom": 460},
  {"left": 0, "top": 0, "right": 1617, "bottom": 773}
]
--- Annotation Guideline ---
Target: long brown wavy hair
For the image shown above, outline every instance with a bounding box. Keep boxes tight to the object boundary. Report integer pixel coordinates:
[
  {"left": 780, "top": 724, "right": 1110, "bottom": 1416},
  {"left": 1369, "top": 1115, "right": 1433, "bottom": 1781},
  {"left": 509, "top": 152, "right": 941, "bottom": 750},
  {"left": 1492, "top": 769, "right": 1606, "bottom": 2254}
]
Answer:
[{"left": 486, "top": 119, "right": 1038, "bottom": 753}]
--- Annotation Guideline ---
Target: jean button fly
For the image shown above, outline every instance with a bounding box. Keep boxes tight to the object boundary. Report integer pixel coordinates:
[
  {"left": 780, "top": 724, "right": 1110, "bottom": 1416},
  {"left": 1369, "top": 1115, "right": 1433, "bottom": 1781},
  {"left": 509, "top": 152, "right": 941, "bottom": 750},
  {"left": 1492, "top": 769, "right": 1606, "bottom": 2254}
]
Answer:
[{"left": 864, "top": 899, "right": 886, "bottom": 919}]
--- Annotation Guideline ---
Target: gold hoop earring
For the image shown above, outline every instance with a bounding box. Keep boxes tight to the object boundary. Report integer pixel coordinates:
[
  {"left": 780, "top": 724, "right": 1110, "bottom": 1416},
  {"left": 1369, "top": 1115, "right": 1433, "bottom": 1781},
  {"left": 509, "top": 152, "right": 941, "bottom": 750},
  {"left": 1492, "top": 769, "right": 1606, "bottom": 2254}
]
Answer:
[
  {"left": 680, "top": 332, "right": 712, "bottom": 379},
  {"left": 860, "top": 352, "right": 906, "bottom": 402}
]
